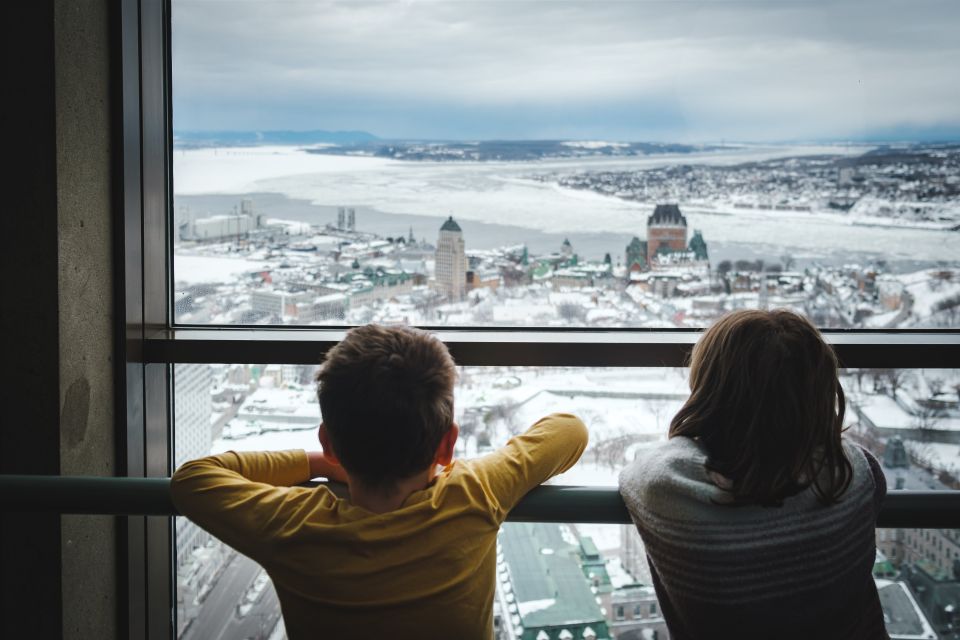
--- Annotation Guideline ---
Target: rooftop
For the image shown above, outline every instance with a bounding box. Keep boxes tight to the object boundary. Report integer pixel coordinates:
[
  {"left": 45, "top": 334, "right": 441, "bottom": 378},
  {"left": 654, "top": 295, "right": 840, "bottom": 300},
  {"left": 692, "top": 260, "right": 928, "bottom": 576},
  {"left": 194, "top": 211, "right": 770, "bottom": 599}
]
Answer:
[
  {"left": 499, "top": 522, "right": 608, "bottom": 632},
  {"left": 647, "top": 203, "right": 687, "bottom": 227},
  {"left": 440, "top": 215, "right": 462, "bottom": 232}
]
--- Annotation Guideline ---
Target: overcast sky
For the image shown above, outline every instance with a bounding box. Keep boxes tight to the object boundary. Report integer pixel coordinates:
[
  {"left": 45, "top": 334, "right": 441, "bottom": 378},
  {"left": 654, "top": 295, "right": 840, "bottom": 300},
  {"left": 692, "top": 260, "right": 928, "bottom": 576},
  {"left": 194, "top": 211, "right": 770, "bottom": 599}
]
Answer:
[{"left": 172, "top": 0, "right": 960, "bottom": 142}]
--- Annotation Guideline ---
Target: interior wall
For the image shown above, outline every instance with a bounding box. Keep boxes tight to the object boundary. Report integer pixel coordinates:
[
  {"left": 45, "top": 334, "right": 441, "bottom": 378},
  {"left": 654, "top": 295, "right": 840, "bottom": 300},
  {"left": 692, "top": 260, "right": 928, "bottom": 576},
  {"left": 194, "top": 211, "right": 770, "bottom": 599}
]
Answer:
[{"left": 55, "top": 0, "right": 118, "bottom": 638}]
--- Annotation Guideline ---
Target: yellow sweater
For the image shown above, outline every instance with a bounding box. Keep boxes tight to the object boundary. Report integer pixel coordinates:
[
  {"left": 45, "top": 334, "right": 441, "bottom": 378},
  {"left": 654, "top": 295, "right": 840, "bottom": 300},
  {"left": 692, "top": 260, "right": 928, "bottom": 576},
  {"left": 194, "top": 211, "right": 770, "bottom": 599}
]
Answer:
[{"left": 171, "top": 413, "right": 588, "bottom": 639}]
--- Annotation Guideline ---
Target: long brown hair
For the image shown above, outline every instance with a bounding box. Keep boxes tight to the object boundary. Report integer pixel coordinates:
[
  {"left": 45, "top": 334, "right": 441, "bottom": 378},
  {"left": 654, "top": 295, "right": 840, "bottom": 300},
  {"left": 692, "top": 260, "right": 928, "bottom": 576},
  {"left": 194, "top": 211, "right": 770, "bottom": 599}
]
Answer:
[{"left": 670, "top": 309, "right": 852, "bottom": 506}]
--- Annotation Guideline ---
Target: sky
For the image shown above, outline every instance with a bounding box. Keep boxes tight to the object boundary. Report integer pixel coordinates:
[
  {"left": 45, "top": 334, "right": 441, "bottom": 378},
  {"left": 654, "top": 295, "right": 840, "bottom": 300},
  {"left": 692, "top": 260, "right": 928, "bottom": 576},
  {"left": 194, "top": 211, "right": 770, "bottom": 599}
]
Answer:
[{"left": 171, "top": 0, "right": 960, "bottom": 142}]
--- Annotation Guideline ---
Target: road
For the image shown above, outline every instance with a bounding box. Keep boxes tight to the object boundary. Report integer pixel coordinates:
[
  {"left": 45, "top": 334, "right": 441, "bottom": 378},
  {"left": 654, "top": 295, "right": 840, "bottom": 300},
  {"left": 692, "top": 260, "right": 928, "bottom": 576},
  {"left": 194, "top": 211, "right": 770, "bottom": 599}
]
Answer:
[{"left": 181, "top": 553, "right": 283, "bottom": 640}]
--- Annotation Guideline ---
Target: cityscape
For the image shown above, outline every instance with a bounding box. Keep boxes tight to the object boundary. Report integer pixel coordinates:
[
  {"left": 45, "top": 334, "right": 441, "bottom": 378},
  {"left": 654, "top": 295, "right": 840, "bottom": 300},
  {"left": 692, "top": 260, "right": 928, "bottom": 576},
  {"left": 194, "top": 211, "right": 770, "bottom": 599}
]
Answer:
[
  {"left": 171, "top": 139, "right": 960, "bottom": 639},
  {"left": 173, "top": 361, "right": 960, "bottom": 640},
  {"left": 174, "top": 144, "right": 960, "bottom": 331}
]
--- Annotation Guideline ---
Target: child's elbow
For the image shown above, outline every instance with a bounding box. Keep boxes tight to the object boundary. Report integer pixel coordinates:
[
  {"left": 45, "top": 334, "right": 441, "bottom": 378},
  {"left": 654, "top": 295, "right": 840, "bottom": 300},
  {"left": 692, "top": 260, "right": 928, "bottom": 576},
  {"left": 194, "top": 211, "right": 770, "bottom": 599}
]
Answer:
[{"left": 551, "top": 413, "right": 589, "bottom": 450}]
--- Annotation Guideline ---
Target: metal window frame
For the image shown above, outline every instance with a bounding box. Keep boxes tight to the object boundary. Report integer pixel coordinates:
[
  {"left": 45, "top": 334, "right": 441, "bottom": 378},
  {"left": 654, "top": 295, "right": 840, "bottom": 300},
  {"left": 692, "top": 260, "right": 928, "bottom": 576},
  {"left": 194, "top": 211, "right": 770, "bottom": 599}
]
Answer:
[{"left": 117, "top": 1, "right": 960, "bottom": 637}]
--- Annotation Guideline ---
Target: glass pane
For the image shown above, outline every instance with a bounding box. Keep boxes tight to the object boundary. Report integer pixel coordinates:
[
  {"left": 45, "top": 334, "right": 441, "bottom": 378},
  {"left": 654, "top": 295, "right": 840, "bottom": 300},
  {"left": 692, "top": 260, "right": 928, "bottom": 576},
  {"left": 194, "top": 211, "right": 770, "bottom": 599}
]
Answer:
[
  {"left": 174, "top": 364, "right": 960, "bottom": 637},
  {"left": 171, "top": 0, "right": 960, "bottom": 328}
]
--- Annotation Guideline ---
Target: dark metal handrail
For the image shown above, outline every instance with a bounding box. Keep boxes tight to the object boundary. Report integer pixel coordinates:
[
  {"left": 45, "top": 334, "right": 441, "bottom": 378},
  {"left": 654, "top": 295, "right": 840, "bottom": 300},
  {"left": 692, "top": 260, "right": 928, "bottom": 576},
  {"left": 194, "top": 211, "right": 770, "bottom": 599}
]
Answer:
[
  {"left": 1, "top": 475, "right": 958, "bottom": 528},
  {"left": 144, "top": 328, "right": 960, "bottom": 368}
]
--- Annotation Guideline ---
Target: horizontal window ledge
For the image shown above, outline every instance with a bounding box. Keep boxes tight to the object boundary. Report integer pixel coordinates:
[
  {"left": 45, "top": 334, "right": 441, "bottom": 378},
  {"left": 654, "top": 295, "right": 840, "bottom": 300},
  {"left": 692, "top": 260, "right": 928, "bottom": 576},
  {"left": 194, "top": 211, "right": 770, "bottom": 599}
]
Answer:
[
  {"left": 2, "top": 475, "right": 958, "bottom": 528},
  {"left": 141, "top": 328, "right": 960, "bottom": 367}
]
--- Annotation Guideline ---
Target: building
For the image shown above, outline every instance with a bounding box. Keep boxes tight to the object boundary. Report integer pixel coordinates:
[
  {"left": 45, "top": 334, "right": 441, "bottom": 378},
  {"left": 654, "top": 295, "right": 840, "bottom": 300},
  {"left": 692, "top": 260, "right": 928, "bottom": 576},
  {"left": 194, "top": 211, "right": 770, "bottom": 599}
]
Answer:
[
  {"left": 250, "top": 287, "right": 315, "bottom": 320},
  {"left": 295, "top": 292, "right": 348, "bottom": 323},
  {"left": 173, "top": 364, "right": 214, "bottom": 633},
  {"left": 467, "top": 268, "right": 501, "bottom": 292},
  {"left": 901, "top": 563, "right": 960, "bottom": 637},
  {"left": 608, "top": 584, "right": 668, "bottom": 640},
  {"left": 688, "top": 229, "right": 709, "bottom": 262},
  {"left": 875, "top": 579, "right": 938, "bottom": 640},
  {"left": 178, "top": 212, "right": 257, "bottom": 242},
  {"left": 435, "top": 215, "right": 467, "bottom": 300},
  {"left": 497, "top": 522, "right": 611, "bottom": 640},
  {"left": 626, "top": 237, "right": 648, "bottom": 272},
  {"left": 173, "top": 363, "right": 213, "bottom": 566},
  {"left": 646, "top": 204, "right": 688, "bottom": 265}
]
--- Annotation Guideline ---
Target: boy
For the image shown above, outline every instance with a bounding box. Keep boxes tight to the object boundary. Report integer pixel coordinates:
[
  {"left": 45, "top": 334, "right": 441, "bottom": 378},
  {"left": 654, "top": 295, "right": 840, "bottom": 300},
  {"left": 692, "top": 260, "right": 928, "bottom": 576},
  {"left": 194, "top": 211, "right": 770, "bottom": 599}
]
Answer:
[{"left": 171, "top": 324, "right": 588, "bottom": 639}]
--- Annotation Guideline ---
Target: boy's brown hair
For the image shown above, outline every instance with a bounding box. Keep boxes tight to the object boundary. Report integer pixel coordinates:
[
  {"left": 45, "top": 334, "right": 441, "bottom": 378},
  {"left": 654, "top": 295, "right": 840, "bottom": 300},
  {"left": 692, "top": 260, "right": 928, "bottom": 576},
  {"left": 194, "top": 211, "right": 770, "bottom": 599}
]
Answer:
[
  {"left": 670, "top": 309, "right": 853, "bottom": 506},
  {"left": 316, "top": 324, "right": 457, "bottom": 489}
]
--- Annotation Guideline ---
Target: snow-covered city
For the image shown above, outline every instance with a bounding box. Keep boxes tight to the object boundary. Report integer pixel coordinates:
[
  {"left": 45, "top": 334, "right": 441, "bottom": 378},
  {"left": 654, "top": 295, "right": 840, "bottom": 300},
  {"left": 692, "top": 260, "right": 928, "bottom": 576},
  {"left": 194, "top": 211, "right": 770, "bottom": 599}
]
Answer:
[
  {"left": 173, "top": 144, "right": 960, "bottom": 331},
  {"left": 168, "top": 136, "right": 960, "bottom": 639},
  {"left": 175, "top": 360, "right": 960, "bottom": 640}
]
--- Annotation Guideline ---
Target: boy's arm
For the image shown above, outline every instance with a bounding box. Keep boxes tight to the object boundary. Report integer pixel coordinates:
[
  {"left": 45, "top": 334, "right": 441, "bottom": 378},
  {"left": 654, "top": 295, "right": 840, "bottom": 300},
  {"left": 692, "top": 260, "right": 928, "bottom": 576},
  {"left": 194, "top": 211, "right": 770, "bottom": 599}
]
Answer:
[
  {"left": 467, "top": 413, "right": 588, "bottom": 518},
  {"left": 170, "top": 449, "right": 316, "bottom": 557}
]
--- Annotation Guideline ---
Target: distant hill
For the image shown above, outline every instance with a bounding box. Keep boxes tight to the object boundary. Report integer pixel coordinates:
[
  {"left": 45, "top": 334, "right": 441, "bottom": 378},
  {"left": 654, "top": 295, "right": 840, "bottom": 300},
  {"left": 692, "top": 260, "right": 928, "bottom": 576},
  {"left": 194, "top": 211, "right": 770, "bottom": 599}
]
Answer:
[
  {"left": 304, "top": 139, "right": 721, "bottom": 161},
  {"left": 173, "top": 129, "right": 379, "bottom": 148}
]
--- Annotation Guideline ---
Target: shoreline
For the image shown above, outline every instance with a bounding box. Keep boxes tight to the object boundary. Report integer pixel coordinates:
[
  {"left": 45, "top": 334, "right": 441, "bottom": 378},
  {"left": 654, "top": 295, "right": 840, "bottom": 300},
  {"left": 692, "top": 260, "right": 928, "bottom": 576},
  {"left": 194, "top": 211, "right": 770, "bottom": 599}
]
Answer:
[{"left": 173, "top": 191, "right": 949, "bottom": 272}]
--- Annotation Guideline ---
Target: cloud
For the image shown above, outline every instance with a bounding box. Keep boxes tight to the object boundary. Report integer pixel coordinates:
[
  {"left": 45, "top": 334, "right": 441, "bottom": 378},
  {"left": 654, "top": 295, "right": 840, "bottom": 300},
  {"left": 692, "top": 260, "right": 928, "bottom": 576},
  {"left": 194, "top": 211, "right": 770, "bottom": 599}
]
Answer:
[{"left": 172, "top": 0, "right": 960, "bottom": 140}]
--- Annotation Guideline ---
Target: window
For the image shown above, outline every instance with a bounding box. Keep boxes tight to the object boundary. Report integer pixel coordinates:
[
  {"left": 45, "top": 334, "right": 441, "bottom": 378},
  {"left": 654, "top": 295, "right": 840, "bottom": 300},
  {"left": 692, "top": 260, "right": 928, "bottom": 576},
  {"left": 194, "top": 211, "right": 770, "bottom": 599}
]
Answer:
[
  {"left": 170, "top": 0, "right": 960, "bottom": 331},
  {"left": 615, "top": 605, "right": 625, "bottom": 621},
  {"left": 118, "top": 1, "right": 960, "bottom": 639}
]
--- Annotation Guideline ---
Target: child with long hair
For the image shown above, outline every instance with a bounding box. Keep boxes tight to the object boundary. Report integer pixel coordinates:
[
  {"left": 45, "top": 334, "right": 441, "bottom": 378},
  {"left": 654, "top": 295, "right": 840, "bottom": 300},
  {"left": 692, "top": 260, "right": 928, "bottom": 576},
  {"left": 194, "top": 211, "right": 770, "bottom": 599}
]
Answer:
[{"left": 619, "top": 309, "right": 888, "bottom": 639}]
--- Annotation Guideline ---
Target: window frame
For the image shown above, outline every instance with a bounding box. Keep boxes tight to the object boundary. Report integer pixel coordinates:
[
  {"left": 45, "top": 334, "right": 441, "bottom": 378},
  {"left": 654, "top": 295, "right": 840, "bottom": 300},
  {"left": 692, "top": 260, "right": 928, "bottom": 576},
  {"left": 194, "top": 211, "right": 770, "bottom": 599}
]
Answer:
[{"left": 116, "top": 1, "right": 960, "bottom": 638}]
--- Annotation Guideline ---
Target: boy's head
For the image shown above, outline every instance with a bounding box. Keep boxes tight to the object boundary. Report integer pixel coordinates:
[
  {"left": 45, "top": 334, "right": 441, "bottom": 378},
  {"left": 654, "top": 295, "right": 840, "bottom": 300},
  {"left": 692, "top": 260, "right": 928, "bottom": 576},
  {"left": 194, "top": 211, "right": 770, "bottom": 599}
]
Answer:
[
  {"left": 670, "top": 309, "right": 852, "bottom": 505},
  {"left": 316, "top": 324, "right": 457, "bottom": 489}
]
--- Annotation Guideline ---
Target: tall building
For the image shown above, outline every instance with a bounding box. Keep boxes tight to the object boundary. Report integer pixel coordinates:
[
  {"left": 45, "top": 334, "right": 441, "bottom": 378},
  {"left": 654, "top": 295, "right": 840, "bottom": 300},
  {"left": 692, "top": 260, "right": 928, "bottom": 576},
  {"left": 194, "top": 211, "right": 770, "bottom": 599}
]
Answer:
[
  {"left": 174, "top": 363, "right": 213, "bottom": 567},
  {"left": 435, "top": 215, "right": 467, "bottom": 300},
  {"left": 646, "top": 204, "right": 688, "bottom": 264}
]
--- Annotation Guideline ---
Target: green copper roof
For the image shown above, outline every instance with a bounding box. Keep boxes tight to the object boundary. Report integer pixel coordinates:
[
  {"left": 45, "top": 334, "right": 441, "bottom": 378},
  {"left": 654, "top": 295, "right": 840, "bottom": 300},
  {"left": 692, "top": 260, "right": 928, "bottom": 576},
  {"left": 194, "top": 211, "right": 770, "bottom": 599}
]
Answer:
[
  {"left": 499, "top": 522, "right": 609, "bottom": 637},
  {"left": 440, "top": 216, "right": 462, "bottom": 232}
]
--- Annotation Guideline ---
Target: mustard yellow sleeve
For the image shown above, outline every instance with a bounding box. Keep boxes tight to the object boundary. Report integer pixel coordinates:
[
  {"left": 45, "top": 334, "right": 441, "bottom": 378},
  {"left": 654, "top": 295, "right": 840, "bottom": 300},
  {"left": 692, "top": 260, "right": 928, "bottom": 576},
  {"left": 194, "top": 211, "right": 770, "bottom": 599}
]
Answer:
[
  {"left": 467, "top": 413, "right": 588, "bottom": 519},
  {"left": 170, "top": 449, "right": 311, "bottom": 558}
]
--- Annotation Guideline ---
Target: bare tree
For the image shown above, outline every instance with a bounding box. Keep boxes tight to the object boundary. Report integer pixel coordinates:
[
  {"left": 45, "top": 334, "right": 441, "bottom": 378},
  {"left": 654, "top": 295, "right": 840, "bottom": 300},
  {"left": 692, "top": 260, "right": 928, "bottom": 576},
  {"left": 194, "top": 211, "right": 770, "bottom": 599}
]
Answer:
[
  {"left": 914, "top": 404, "right": 943, "bottom": 444},
  {"left": 557, "top": 302, "right": 587, "bottom": 323},
  {"left": 486, "top": 399, "right": 521, "bottom": 437}
]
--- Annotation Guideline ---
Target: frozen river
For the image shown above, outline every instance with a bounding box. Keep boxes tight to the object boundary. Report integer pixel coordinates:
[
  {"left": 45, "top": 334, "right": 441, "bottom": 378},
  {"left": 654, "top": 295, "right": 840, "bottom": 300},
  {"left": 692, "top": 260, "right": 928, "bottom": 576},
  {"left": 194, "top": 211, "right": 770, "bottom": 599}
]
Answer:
[{"left": 173, "top": 144, "right": 959, "bottom": 268}]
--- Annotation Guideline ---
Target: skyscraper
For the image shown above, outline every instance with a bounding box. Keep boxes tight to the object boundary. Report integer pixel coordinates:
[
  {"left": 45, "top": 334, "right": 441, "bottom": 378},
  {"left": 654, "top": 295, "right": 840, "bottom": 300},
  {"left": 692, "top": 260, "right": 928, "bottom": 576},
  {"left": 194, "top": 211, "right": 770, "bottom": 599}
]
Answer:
[
  {"left": 174, "top": 363, "right": 213, "bottom": 567},
  {"left": 435, "top": 216, "right": 466, "bottom": 300}
]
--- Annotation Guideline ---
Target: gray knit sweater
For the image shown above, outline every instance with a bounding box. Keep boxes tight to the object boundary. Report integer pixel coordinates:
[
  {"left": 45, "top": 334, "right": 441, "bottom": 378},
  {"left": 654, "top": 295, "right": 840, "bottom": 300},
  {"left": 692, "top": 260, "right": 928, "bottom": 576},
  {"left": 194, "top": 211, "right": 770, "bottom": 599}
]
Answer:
[{"left": 618, "top": 437, "right": 888, "bottom": 639}]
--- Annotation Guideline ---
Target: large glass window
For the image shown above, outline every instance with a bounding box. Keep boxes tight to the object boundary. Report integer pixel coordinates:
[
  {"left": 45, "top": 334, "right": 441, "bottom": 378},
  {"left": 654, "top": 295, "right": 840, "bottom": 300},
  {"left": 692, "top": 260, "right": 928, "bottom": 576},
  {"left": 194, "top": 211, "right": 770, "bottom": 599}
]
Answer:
[
  {"left": 173, "top": 365, "right": 960, "bottom": 638},
  {"left": 129, "top": 2, "right": 960, "bottom": 639},
  {"left": 171, "top": 0, "right": 959, "bottom": 329}
]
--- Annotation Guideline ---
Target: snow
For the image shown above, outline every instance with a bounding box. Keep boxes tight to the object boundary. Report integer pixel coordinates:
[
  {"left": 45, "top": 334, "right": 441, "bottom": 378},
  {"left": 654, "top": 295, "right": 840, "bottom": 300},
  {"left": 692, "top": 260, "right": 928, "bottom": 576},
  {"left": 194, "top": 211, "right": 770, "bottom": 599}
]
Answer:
[
  {"left": 175, "top": 255, "right": 269, "bottom": 285},
  {"left": 173, "top": 146, "right": 394, "bottom": 195},
  {"left": 904, "top": 442, "right": 960, "bottom": 475},
  {"left": 854, "top": 394, "right": 917, "bottom": 430},
  {"left": 517, "top": 598, "right": 556, "bottom": 616},
  {"left": 173, "top": 144, "right": 960, "bottom": 261},
  {"left": 854, "top": 393, "right": 960, "bottom": 432},
  {"left": 900, "top": 269, "right": 960, "bottom": 319},
  {"left": 605, "top": 556, "right": 638, "bottom": 589},
  {"left": 560, "top": 141, "right": 630, "bottom": 149}
]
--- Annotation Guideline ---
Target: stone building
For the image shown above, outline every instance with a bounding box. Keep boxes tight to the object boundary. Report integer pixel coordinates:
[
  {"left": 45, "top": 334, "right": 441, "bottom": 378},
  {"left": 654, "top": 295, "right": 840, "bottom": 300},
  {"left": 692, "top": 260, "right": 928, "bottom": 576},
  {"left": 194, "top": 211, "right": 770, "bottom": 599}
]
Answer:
[{"left": 435, "top": 216, "right": 467, "bottom": 300}]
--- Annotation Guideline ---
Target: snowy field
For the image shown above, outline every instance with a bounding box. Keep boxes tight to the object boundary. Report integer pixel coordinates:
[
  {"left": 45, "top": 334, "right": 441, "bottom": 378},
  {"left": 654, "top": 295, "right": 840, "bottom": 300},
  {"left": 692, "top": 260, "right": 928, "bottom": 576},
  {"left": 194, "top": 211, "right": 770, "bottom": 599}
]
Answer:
[{"left": 173, "top": 145, "right": 960, "bottom": 263}]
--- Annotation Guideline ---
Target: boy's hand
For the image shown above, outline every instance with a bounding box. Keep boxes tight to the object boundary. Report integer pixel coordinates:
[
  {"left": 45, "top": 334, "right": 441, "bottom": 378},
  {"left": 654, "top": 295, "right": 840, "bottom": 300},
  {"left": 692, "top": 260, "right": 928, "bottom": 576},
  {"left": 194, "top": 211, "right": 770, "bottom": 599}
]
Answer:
[{"left": 307, "top": 451, "right": 348, "bottom": 483}]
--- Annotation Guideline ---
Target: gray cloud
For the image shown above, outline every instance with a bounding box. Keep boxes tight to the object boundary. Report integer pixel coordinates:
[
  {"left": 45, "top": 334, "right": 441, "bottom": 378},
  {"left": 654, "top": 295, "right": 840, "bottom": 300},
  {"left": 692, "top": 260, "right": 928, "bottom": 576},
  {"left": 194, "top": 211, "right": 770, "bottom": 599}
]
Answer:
[{"left": 172, "top": 0, "right": 960, "bottom": 140}]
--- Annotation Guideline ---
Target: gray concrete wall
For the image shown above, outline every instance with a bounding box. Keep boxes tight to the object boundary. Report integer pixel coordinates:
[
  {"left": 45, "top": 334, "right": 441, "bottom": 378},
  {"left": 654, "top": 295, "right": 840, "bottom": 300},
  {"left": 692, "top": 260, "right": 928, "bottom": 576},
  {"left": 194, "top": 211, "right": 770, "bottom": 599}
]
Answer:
[{"left": 55, "top": 1, "right": 117, "bottom": 638}]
